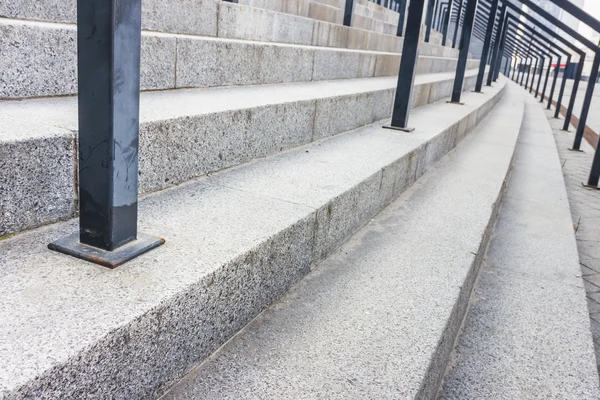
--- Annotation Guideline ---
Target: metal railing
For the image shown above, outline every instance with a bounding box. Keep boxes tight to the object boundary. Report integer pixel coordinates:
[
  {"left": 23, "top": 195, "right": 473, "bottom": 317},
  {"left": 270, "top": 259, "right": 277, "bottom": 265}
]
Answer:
[
  {"left": 467, "top": 0, "right": 600, "bottom": 187},
  {"left": 48, "top": 0, "right": 600, "bottom": 268}
]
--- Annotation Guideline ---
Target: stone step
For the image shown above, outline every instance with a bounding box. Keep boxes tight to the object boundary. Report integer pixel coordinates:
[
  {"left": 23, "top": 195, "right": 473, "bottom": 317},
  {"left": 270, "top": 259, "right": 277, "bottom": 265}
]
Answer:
[
  {"left": 356, "top": 0, "right": 401, "bottom": 24},
  {"left": 159, "top": 79, "right": 524, "bottom": 400},
  {"left": 0, "top": 17, "right": 476, "bottom": 99},
  {"left": 352, "top": 13, "right": 398, "bottom": 35},
  {"left": 1, "top": 68, "right": 482, "bottom": 237},
  {"left": 439, "top": 91, "right": 599, "bottom": 399},
  {"left": 308, "top": 1, "right": 343, "bottom": 25},
  {"left": 0, "top": 0, "right": 459, "bottom": 57},
  {"left": 0, "top": 75, "right": 506, "bottom": 400}
]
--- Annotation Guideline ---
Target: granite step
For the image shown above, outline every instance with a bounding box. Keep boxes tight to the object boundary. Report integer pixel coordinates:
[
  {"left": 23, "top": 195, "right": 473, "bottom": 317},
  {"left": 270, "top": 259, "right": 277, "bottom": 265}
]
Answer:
[
  {"left": 0, "top": 0, "right": 459, "bottom": 56},
  {"left": 158, "top": 79, "right": 524, "bottom": 400},
  {"left": 0, "top": 16, "right": 477, "bottom": 99},
  {"left": 1, "top": 68, "right": 482, "bottom": 237},
  {"left": 438, "top": 88, "right": 600, "bottom": 399},
  {"left": 0, "top": 76, "right": 505, "bottom": 400}
]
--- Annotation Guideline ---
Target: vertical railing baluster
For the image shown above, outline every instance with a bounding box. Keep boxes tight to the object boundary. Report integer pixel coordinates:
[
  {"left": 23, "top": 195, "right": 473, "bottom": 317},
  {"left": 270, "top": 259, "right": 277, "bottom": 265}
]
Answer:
[
  {"left": 450, "top": 0, "right": 478, "bottom": 104},
  {"left": 489, "top": 1, "right": 507, "bottom": 84},
  {"left": 397, "top": 0, "right": 407, "bottom": 36},
  {"left": 534, "top": 56, "right": 544, "bottom": 98},
  {"left": 572, "top": 50, "right": 600, "bottom": 150},
  {"left": 562, "top": 57, "right": 585, "bottom": 132},
  {"left": 546, "top": 55, "right": 560, "bottom": 108},
  {"left": 441, "top": 0, "right": 453, "bottom": 46},
  {"left": 474, "top": 0, "right": 498, "bottom": 92},
  {"left": 586, "top": 142, "right": 600, "bottom": 188},
  {"left": 384, "top": 0, "right": 427, "bottom": 131},
  {"left": 49, "top": 0, "right": 164, "bottom": 268},
  {"left": 452, "top": 0, "right": 464, "bottom": 48},
  {"left": 344, "top": 0, "right": 354, "bottom": 26},
  {"left": 425, "top": 0, "right": 436, "bottom": 42},
  {"left": 554, "top": 54, "right": 572, "bottom": 118}
]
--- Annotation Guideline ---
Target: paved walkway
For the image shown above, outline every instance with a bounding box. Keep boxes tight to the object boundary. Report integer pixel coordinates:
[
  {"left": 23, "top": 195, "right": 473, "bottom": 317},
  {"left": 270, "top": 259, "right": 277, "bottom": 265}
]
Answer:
[{"left": 545, "top": 102, "right": 600, "bottom": 376}]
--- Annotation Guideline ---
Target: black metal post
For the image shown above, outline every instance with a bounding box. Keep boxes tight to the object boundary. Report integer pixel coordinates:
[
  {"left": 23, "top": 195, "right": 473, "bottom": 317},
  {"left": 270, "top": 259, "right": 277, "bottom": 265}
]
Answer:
[
  {"left": 546, "top": 56, "right": 560, "bottom": 108},
  {"left": 450, "top": 0, "right": 478, "bottom": 103},
  {"left": 528, "top": 56, "right": 538, "bottom": 93},
  {"left": 524, "top": 56, "right": 535, "bottom": 90},
  {"left": 438, "top": 7, "right": 447, "bottom": 31},
  {"left": 554, "top": 55, "right": 572, "bottom": 118},
  {"left": 48, "top": 0, "right": 164, "bottom": 268},
  {"left": 524, "top": 56, "right": 531, "bottom": 88},
  {"left": 535, "top": 56, "right": 545, "bottom": 98},
  {"left": 425, "top": 0, "right": 436, "bottom": 42},
  {"left": 452, "top": 0, "right": 464, "bottom": 48},
  {"left": 489, "top": 4, "right": 506, "bottom": 84},
  {"left": 385, "top": 0, "right": 426, "bottom": 131},
  {"left": 539, "top": 55, "right": 552, "bottom": 101},
  {"left": 474, "top": 0, "right": 498, "bottom": 92},
  {"left": 344, "top": 0, "right": 354, "bottom": 26},
  {"left": 562, "top": 58, "right": 584, "bottom": 132},
  {"left": 434, "top": 0, "right": 442, "bottom": 30},
  {"left": 442, "top": 0, "right": 453, "bottom": 45},
  {"left": 572, "top": 51, "right": 600, "bottom": 150},
  {"left": 438, "top": 4, "right": 448, "bottom": 31},
  {"left": 397, "top": 0, "right": 407, "bottom": 36},
  {"left": 588, "top": 143, "right": 600, "bottom": 188},
  {"left": 519, "top": 59, "right": 526, "bottom": 85},
  {"left": 518, "top": 58, "right": 526, "bottom": 86},
  {"left": 512, "top": 57, "right": 518, "bottom": 80}
]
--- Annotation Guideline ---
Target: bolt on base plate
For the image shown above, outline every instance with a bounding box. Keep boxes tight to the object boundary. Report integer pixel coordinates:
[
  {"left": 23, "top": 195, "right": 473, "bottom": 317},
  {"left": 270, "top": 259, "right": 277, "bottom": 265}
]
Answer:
[
  {"left": 48, "top": 233, "right": 165, "bottom": 269},
  {"left": 383, "top": 125, "right": 415, "bottom": 132}
]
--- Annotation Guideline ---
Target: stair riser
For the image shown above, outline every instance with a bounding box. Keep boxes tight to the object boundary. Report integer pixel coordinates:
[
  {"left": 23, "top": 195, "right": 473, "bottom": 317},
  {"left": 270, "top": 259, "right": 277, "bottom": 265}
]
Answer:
[
  {"left": 1, "top": 0, "right": 447, "bottom": 53},
  {"left": 352, "top": 14, "right": 398, "bottom": 36},
  {"left": 2, "top": 81, "right": 505, "bottom": 400},
  {"left": 1, "top": 73, "right": 480, "bottom": 237},
  {"left": 353, "top": 3, "right": 400, "bottom": 25},
  {"left": 308, "top": 2, "right": 343, "bottom": 25},
  {"left": 0, "top": 19, "right": 476, "bottom": 99},
  {"left": 0, "top": 0, "right": 219, "bottom": 35}
]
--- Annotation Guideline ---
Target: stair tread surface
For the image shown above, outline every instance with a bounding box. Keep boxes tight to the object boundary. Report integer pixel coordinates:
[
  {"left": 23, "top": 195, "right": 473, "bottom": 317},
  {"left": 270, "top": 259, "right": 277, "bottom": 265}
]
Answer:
[
  {"left": 438, "top": 94, "right": 600, "bottom": 399},
  {"left": 2, "top": 70, "right": 477, "bottom": 142},
  {"left": 159, "top": 81, "right": 525, "bottom": 399}
]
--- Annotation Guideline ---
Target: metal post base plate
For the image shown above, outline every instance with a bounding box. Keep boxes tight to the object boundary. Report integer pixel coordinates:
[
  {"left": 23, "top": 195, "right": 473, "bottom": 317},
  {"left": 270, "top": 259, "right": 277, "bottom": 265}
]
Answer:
[
  {"left": 471, "top": 91, "right": 484, "bottom": 94},
  {"left": 48, "top": 233, "right": 165, "bottom": 269},
  {"left": 582, "top": 183, "right": 600, "bottom": 190},
  {"left": 446, "top": 101, "right": 465, "bottom": 105},
  {"left": 383, "top": 125, "right": 415, "bottom": 132},
  {"left": 568, "top": 148, "right": 584, "bottom": 153}
]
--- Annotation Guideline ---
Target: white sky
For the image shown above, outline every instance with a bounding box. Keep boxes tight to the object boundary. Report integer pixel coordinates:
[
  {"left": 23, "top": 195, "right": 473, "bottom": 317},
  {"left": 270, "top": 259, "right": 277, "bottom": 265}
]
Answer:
[
  {"left": 578, "top": 0, "right": 600, "bottom": 47},
  {"left": 583, "top": 0, "right": 600, "bottom": 19}
]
